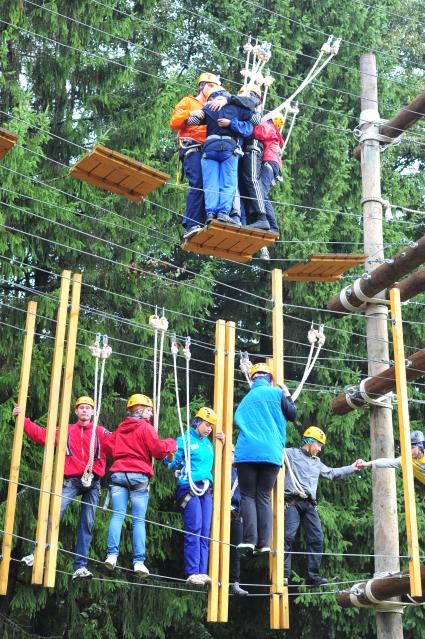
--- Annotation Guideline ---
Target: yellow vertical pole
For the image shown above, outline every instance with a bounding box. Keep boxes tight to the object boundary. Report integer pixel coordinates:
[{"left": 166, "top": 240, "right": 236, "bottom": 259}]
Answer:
[
  {"left": 32, "top": 271, "right": 71, "bottom": 585},
  {"left": 0, "top": 301, "right": 37, "bottom": 596},
  {"left": 390, "top": 287, "right": 422, "bottom": 596},
  {"left": 270, "top": 269, "right": 289, "bottom": 629},
  {"left": 218, "top": 321, "right": 235, "bottom": 621},
  {"left": 207, "top": 319, "right": 226, "bottom": 622},
  {"left": 44, "top": 274, "right": 82, "bottom": 587}
]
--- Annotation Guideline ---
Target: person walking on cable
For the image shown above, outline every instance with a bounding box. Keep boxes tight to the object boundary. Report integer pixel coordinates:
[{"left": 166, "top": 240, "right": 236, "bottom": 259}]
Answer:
[
  {"left": 164, "top": 406, "right": 225, "bottom": 586},
  {"left": 229, "top": 447, "right": 248, "bottom": 596},
  {"left": 12, "top": 396, "right": 110, "bottom": 580},
  {"left": 284, "top": 426, "right": 363, "bottom": 585},
  {"left": 234, "top": 363, "right": 296, "bottom": 555},
  {"left": 103, "top": 394, "right": 177, "bottom": 577}
]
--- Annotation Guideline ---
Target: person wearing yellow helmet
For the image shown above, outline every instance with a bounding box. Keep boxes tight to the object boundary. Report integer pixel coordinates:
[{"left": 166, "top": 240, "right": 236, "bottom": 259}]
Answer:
[
  {"left": 284, "top": 427, "right": 364, "bottom": 586},
  {"left": 103, "top": 394, "right": 177, "bottom": 578},
  {"left": 12, "top": 395, "right": 110, "bottom": 580},
  {"left": 165, "top": 406, "right": 225, "bottom": 586},
  {"left": 233, "top": 363, "right": 296, "bottom": 556},
  {"left": 170, "top": 72, "right": 221, "bottom": 240}
]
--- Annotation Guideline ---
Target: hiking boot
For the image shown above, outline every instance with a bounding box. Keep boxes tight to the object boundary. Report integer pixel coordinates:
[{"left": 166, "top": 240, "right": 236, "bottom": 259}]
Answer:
[
  {"left": 247, "top": 219, "right": 270, "bottom": 231},
  {"left": 21, "top": 553, "right": 34, "bottom": 567},
  {"left": 305, "top": 576, "right": 328, "bottom": 586},
  {"left": 104, "top": 555, "right": 117, "bottom": 571},
  {"left": 183, "top": 225, "right": 202, "bottom": 240},
  {"left": 134, "top": 562, "right": 150, "bottom": 578},
  {"left": 230, "top": 582, "right": 249, "bottom": 597},
  {"left": 237, "top": 542, "right": 255, "bottom": 556},
  {"left": 72, "top": 567, "right": 93, "bottom": 580},
  {"left": 259, "top": 247, "right": 270, "bottom": 260}
]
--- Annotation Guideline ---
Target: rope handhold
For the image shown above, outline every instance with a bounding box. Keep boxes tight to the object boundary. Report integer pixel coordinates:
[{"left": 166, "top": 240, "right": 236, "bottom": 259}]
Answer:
[{"left": 291, "top": 324, "right": 325, "bottom": 402}]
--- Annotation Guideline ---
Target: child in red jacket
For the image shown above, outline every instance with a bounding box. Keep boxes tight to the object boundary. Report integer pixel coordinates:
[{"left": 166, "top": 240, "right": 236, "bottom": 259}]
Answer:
[
  {"left": 103, "top": 393, "right": 177, "bottom": 577},
  {"left": 253, "top": 116, "right": 284, "bottom": 237}
]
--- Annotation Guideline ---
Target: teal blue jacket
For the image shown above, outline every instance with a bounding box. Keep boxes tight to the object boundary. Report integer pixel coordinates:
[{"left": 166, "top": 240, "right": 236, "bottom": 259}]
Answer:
[{"left": 165, "top": 427, "right": 214, "bottom": 486}]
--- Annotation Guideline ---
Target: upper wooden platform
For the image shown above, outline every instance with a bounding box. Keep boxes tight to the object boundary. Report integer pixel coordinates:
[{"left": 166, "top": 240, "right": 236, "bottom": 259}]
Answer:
[
  {"left": 182, "top": 220, "right": 279, "bottom": 262},
  {"left": 283, "top": 253, "right": 366, "bottom": 282},
  {"left": 69, "top": 144, "right": 169, "bottom": 200},
  {"left": 0, "top": 128, "right": 18, "bottom": 160}
]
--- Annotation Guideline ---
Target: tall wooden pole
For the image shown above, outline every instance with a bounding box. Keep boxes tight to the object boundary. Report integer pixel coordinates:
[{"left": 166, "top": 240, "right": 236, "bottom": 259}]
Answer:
[
  {"left": 0, "top": 301, "right": 37, "bottom": 595},
  {"left": 32, "top": 271, "right": 71, "bottom": 584},
  {"left": 390, "top": 288, "right": 421, "bottom": 597},
  {"left": 270, "top": 269, "right": 289, "bottom": 630},
  {"left": 359, "top": 54, "right": 403, "bottom": 638},
  {"left": 44, "top": 274, "right": 82, "bottom": 587},
  {"left": 207, "top": 319, "right": 226, "bottom": 622}
]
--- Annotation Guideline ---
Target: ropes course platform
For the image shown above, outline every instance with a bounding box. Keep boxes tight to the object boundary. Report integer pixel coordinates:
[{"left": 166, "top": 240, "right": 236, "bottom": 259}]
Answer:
[
  {"left": 182, "top": 220, "right": 279, "bottom": 262},
  {"left": 283, "top": 254, "right": 366, "bottom": 282},
  {"left": 0, "top": 128, "right": 18, "bottom": 160},
  {"left": 69, "top": 144, "right": 169, "bottom": 200}
]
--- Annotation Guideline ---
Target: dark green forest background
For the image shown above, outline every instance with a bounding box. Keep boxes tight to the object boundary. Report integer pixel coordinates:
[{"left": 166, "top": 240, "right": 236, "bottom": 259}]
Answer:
[{"left": 0, "top": 0, "right": 424, "bottom": 637}]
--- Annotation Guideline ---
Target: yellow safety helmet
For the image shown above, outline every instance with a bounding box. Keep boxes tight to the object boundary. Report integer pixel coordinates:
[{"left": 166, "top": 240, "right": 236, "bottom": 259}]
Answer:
[
  {"left": 195, "top": 406, "right": 217, "bottom": 426},
  {"left": 272, "top": 114, "right": 285, "bottom": 128},
  {"left": 250, "top": 362, "right": 273, "bottom": 380},
  {"left": 247, "top": 84, "right": 262, "bottom": 98},
  {"left": 303, "top": 426, "right": 326, "bottom": 445},
  {"left": 197, "top": 72, "right": 220, "bottom": 86},
  {"left": 75, "top": 396, "right": 95, "bottom": 408},
  {"left": 127, "top": 394, "right": 154, "bottom": 409}
]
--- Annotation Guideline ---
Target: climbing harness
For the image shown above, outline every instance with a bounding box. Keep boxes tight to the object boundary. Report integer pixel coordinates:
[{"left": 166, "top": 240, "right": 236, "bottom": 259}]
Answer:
[
  {"left": 81, "top": 334, "right": 112, "bottom": 488},
  {"left": 283, "top": 453, "right": 308, "bottom": 499},
  {"left": 291, "top": 324, "right": 326, "bottom": 402},
  {"left": 149, "top": 309, "right": 169, "bottom": 431},
  {"left": 239, "top": 351, "right": 253, "bottom": 387},
  {"left": 171, "top": 334, "right": 209, "bottom": 497}
]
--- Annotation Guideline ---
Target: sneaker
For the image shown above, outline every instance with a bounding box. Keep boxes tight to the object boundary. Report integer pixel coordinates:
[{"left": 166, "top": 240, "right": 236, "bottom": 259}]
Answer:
[
  {"left": 134, "top": 562, "right": 150, "bottom": 578},
  {"left": 21, "top": 553, "right": 34, "bottom": 567},
  {"left": 183, "top": 225, "right": 202, "bottom": 240},
  {"left": 206, "top": 213, "right": 215, "bottom": 223},
  {"left": 199, "top": 574, "right": 212, "bottom": 586},
  {"left": 72, "top": 567, "right": 93, "bottom": 580},
  {"left": 230, "top": 582, "right": 249, "bottom": 597},
  {"left": 216, "top": 212, "right": 234, "bottom": 224},
  {"left": 104, "top": 555, "right": 117, "bottom": 571},
  {"left": 186, "top": 573, "right": 206, "bottom": 585},
  {"left": 305, "top": 576, "right": 328, "bottom": 586},
  {"left": 253, "top": 546, "right": 271, "bottom": 555},
  {"left": 259, "top": 247, "right": 270, "bottom": 260},
  {"left": 237, "top": 542, "right": 255, "bottom": 556},
  {"left": 247, "top": 219, "right": 270, "bottom": 231}
]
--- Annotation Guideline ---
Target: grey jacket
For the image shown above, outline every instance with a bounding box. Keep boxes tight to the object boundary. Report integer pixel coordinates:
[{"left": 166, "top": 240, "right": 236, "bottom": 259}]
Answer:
[{"left": 285, "top": 447, "right": 354, "bottom": 501}]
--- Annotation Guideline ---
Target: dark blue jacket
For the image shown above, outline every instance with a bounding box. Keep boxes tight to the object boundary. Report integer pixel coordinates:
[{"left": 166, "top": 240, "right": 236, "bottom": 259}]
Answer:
[{"left": 203, "top": 92, "right": 253, "bottom": 152}]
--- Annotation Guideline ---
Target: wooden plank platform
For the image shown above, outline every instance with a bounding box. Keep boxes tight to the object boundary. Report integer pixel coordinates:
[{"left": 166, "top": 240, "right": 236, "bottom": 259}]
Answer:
[
  {"left": 69, "top": 144, "right": 169, "bottom": 200},
  {"left": 0, "top": 128, "right": 18, "bottom": 160},
  {"left": 182, "top": 220, "right": 279, "bottom": 262},
  {"left": 283, "top": 254, "right": 366, "bottom": 282}
]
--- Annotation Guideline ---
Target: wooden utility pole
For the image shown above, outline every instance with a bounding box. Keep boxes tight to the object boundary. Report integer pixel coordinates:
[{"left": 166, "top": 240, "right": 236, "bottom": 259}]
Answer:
[{"left": 358, "top": 54, "right": 403, "bottom": 638}]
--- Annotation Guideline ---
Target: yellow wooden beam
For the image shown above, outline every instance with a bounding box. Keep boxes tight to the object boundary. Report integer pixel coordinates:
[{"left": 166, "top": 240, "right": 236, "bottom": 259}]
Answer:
[
  {"left": 44, "top": 274, "right": 82, "bottom": 587},
  {"left": 218, "top": 321, "right": 235, "bottom": 622},
  {"left": 207, "top": 319, "right": 226, "bottom": 622},
  {"left": 270, "top": 269, "right": 289, "bottom": 630},
  {"left": 0, "top": 301, "right": 37, "bottom": 596},
  {"left": 390, "top": 287, "right": 422, "bottom": 597},
  {"left": 32, "top": 271, "right": 71, "bottom": 584}
]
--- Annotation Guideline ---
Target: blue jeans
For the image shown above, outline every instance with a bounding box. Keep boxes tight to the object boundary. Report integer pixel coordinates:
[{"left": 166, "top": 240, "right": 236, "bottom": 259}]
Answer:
[
  {"left": 107, "top": 472, "right": 150, "bottom": 564},
  {"left": 176, "top": 483, "right": 213, "bottom": 576},
  {"left": 61, "top": 477, "right": 101, "bottom": 569},
  {"left": 284, "top": 497, "right": 324, "bottom": 580},
  {"left": 181, "top": 147, "right": 206, "bottom": 229},
  {"left": 201, "top": 151, "right": 239, "bottom": 216},
  {"left": 260, "top": 160, "right": 280, "bottom": 232}
]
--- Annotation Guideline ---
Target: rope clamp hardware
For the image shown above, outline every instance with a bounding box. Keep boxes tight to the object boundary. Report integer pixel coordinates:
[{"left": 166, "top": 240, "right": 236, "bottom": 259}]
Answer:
[{"left": 183, "top": 336, "right": 191, "bottom": 361}]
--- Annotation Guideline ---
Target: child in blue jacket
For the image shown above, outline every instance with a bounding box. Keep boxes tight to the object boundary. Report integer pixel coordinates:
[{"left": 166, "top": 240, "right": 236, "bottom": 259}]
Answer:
[{"left": 165, "top": 406, "right": 224, "bottom": 586}]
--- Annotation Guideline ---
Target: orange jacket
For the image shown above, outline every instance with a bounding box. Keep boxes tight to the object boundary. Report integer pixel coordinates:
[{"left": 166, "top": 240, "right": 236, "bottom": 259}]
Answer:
[{"left": 170, "top": 95, "right": 207, "bottom": 144}]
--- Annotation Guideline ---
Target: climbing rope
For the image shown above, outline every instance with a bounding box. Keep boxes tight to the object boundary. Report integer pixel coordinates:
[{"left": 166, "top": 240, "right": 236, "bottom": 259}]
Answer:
[
  {"left": 281, "top": 101, "right": 299, "bottom": 154},
  {"left": 291, "top": 324, "right": 325, "bottom": 402},
  {"left": 171, "top": 334, "right": 209, "bottom": 497},
  {"left": 239, "top": 351, "right": 253, "bottom": 387},
  {"left": 284, "top": 452, "right": 308, "bottom": 499},
  {"left": 149, "top": 309, "right": 169, "bottom": 431},
  {"left": 81, "top": 334, "right": 112, "bottom": 487}
]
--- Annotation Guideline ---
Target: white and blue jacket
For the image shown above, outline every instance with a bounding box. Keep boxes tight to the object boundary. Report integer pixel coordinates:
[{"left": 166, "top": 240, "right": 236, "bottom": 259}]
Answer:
[{"left": 165, "top": 427, "right": 214, "bottom": 487}]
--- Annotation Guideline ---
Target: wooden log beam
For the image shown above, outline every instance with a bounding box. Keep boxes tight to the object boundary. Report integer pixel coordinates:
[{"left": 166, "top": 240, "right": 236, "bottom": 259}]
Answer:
[
  {"left": 337, "top": 566, "right": 425, "bottom": 608},
  {"left": 332, "top": 347, "right": 425, "bottom": 415},
  {"left": 396, "top": 269, "right": 425, "bottom": 302},
  {"left": 353, "top": 91, "right": 425, "bottom": 159},
  {"left": 327, "top": 237, "right": 425, "bottom": 316}
]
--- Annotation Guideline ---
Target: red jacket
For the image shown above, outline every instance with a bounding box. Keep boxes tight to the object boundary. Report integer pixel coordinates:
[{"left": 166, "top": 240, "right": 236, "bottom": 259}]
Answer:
[
  {"left": 24, "top": 417, "right": 110, "bottom": 478},
  {"left": 253, "top": 121, "right": 284, "bottom": 168},
  {"left": 103, "top": 416, "right": 177, "bottom": 478}
]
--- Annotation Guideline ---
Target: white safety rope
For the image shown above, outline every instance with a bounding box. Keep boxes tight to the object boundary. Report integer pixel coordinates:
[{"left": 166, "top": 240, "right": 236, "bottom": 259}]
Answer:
[
  {"left": 284, "top": 452, "right": 308, "bottom": 499},
  {"left": 149, "top": 310, "right": 169, "bottom": 431},
  {"left": 241, "top": 38, "right": 272, "bottom": 89},
  {"left": 171, "top": 335, "right": 208, "bottom": 497},
  {"left": 81, "top": 334, "right": 112, "bottom": 488},
  {"left": 291, "top": 325, "right": 326, "bottom": 402},
  {"left": 239, "top": 351, "right": 253, "bottom": 387},
  {"left": 281, "top": 102, "right": 299, "bottom": 155}
]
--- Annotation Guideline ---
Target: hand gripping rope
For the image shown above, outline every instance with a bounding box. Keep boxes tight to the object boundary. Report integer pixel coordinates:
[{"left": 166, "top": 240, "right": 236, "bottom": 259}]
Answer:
[
  {"left": 149, "top": 309, "right": 169, "bottom": 431},
  {"left": 171, "top": 334, "right": 209, "bottom": 497},
  {"left": 81, "top": 334, "right": 112, "bottom": 488},
  {"left": 239, "top": 351, "right": 253, "bottom": 387},
  {"left": 291, "top": 324, "right": 326, "bottom": 402}
]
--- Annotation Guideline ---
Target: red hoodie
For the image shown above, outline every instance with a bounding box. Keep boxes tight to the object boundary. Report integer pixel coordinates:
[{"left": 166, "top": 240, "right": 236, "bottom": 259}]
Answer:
[
  {"left": 103, "top": 416, "right": 177, "bottom": 478},
  {"left": 253, "top": 121, "right": 285, "bottom": 168},
  {"left": 23, "top": 417, "right": 110, "bottom": 478}
]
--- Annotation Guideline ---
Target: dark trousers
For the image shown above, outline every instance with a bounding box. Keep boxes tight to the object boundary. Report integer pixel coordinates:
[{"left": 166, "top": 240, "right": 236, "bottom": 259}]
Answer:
[
  {"left": 61, "top": 477, "right": 101, "bottom": 569},
  {"left": 284, "top": 498, "right": 324, "bottom": 580},
  {"left": 180, "top": 148, "right": 206, "bottom": 228},
  {"left": 260, "top": 160, "right": 280, "bottom": 232},
  {"left": 230, "top": 512, "right": 243, "bottom": 583},
  {"left": 236, "top": 462, "right": 280, "bottom": 548},
  {"left": 239, "top": 149, "right": 266, "bottom": 222},
  {"left": 176, "top": 484, "right": 213, "bottom": 576}
]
